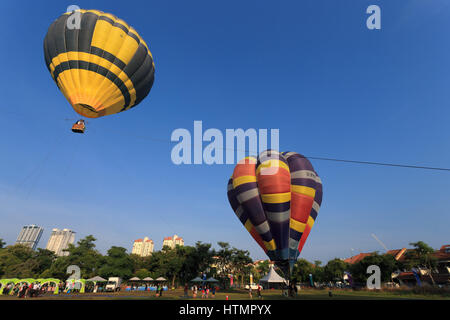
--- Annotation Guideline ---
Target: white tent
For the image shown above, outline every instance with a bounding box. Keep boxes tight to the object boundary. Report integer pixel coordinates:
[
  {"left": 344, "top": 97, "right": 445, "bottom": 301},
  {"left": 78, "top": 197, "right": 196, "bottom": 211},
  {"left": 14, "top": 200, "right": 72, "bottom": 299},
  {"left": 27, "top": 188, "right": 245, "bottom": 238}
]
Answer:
[
  {"left": 87, "top": 276, "right": 107, "bottom": 282},
  {"left": 259, "top": 266, "right": 287, "bottom": 284},
  {"left": 129, "top": 277, "right": 141, "bottom": 281}
]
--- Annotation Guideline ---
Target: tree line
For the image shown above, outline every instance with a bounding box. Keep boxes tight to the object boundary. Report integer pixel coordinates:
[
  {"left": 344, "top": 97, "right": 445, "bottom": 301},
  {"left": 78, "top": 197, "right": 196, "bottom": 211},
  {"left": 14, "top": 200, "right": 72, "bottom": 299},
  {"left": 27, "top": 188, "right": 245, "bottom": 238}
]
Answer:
[
  {"left": 0, "top": 236, "right": 263, "bottom": 288},
  {"left": 291, "top": 241, "right": 438, "bottom": 286},
  {"left": 0, "top": 236, "right": 437, "bottom": 288}
]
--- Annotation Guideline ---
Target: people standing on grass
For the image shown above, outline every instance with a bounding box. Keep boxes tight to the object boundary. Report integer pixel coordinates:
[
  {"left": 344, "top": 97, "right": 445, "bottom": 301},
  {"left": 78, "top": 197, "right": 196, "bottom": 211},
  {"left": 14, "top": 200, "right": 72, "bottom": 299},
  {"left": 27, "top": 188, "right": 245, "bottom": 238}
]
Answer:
[
  {"left": 18, "top": 284, "right": 27, "bottom": 298},
  {"left": 257, "top": 284, "right": 262, "bottom": 299},
  {"left": 249, "top": 286, "right": 253, "bottom": 299},
  {"left": 211, "top": 286, "right": 216, "bottom": 298},
  {"left": 184, "top": 284, "right": 189, "bottom": 298},
  {"left": 193, "top": 285, "right": 198, "bottom": 298},
  {"left": 13, "top": 283, "right": 20, "bottom": 296}
]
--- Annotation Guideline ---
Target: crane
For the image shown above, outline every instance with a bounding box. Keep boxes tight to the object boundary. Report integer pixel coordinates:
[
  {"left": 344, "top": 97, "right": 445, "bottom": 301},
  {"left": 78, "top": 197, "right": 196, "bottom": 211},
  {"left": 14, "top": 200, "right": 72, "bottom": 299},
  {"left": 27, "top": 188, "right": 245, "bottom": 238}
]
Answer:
[{"left": 371, "top": 233, "right": 388, "bottom": 252}]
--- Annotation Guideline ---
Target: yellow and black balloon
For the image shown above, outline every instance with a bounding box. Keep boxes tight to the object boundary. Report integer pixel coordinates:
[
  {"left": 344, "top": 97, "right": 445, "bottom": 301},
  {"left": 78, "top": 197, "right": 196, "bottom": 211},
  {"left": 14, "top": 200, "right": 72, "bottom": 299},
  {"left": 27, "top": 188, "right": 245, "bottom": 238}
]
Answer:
[{"left": 44, "top": 9, "right": 155, "bottom": 118}]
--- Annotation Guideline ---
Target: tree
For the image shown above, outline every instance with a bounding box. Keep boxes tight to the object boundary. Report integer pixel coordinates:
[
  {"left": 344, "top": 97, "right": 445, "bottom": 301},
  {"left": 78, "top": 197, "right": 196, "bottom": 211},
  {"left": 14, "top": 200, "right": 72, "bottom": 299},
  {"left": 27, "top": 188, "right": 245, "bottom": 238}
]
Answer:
[
  {"left": 406, "top": 241, "right": 437, "bottom": 285},
  {"left": 214, "top": 242, "right": 234, "bottom": 287},
  {"left": 213, "top": 242, "right": 254, "bottom": 288},
  {"left": 0, "top": 239, "right": 6, "bottom": 249},
  {"left": 230, "top": 248, "right": 252, "bottom": 287},
  {"left": 99, "top": 246, "right": 134, "bottom": 280},
  {"left": 254, "top": 260, "right": 270, "bottom": 282},
  {"left": 292, "top": 259, "right": 315, "bottom": 283},
  {"left": 178, "top": 242, "right": 214, "bottom": 285},
  {"left": 160, "top": 246, "right": 185, "bottom": 288},
  {"left": 32, "top": 249, "right": 56, "bottom": 276},
  {"left": 45, "top": 235, "right": 103, "bottom": 279},
  {"left": 0, "top": 244, "right": 35, "bottom": 278},
  {"left": 134, "top": 268, "right": 151, "bottom": 279},
  {"left": 349, "top": 253, "right": 398, "bottom": 284},
  {"left": 323, "top": 258, "right": 349, "bottom": 282}
]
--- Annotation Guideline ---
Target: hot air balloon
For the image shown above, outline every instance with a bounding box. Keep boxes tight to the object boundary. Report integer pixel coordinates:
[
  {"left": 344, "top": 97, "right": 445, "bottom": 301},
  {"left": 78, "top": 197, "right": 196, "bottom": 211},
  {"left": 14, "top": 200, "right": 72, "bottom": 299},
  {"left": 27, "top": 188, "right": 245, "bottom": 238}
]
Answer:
[
  {"left": 227, "top": 150, "right": 323, "bottom": 279},
  {"left": 43, "top": 9, "right": 155, "bottom": 132}
]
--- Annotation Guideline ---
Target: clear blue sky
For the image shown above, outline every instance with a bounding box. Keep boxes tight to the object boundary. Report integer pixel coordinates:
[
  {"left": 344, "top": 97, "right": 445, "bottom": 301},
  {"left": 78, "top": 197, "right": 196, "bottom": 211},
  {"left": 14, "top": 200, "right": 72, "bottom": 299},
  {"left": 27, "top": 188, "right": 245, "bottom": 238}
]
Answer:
[{"left": 0, "top": 0, "right": 449, "bottom": 263}]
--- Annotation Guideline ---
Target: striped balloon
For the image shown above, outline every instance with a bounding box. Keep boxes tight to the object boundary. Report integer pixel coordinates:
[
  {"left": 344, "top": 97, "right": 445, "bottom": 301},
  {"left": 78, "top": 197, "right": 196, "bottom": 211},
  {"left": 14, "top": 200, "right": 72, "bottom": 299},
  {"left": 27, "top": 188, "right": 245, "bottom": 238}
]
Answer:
[
  {"left": 227, "top": 150, "right": 323, "bottom": 275},
  {"left": 44, "top": 9, "right": 155, "bottom": 118}
]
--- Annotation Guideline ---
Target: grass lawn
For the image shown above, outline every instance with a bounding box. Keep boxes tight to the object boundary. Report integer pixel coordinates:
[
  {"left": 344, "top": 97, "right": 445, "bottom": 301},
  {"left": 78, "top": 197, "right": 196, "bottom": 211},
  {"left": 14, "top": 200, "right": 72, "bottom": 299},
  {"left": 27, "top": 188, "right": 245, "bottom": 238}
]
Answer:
[{"left": 0, "top": 288, "right": 448, "bottom": 300}]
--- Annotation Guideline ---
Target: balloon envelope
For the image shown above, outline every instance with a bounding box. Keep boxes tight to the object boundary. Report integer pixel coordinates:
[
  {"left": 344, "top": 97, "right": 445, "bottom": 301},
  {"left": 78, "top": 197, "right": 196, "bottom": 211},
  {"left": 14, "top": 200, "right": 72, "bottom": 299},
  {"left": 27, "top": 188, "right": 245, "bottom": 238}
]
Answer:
[
  {"left": 44, "top": 9, "right": 155, "bottom": 118},
  {"left": 227, "top": 150, "right": 323, "bottom": 276}
]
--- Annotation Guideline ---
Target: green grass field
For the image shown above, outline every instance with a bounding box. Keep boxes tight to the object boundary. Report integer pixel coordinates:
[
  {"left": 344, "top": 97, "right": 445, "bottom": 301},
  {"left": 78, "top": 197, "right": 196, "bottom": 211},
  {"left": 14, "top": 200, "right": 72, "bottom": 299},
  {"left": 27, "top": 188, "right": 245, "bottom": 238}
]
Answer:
[{"left": 0, "top": 288, "right": 448, "bottom": 300}]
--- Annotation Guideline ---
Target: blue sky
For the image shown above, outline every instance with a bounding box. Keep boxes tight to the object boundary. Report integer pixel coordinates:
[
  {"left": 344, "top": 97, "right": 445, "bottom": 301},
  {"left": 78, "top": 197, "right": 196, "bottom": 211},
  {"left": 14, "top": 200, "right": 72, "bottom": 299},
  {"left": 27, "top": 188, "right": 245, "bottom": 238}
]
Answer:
[{"left": 0, "top": 0, "right": 449, "bottom": 263}]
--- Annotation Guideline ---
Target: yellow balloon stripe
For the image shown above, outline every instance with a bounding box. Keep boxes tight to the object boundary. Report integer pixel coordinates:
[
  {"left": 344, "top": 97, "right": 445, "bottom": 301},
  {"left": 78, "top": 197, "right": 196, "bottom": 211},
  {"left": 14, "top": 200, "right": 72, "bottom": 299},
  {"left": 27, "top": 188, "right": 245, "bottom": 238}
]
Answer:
[
  {"left": 263, "top": 239, "right": 276, "bottom": 251},
  {"left": 260, "top": 192, "right": 291, "bottom": 204},
  {"left": 291, "top": 185, "right": 316, "bottom": 198},
  {"left": 232, "top": 175, "right": 257, "bottom": 188},
  {"left": 289, "top": 219, "right": 306, "bottom": 233},
  {"left": 244, "top": 220, "right": 253, "bottom": 232},
  {"left": 256, "top": 159, "right": 289, "bottom": 176},
  {"left": 50, "top": 52, "right": 136, "bottom": 108},
  {"left": 307, "top": 216, "right": 315, "bottom": 228}
]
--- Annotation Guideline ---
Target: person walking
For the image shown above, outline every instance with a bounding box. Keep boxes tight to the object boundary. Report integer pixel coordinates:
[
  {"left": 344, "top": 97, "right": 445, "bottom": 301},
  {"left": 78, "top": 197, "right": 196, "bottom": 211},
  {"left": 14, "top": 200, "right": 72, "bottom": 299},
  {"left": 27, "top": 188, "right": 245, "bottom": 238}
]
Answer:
[
  {"left": 248, "top": 286, "right": 253, "bottom": 299},
  {"left": 18, "top": 284, "right": 27, "bottom": 298},
  {"left": 193, "top": 285, "right": 198, "bottom": 298},
  {"left": 26, "top": 283, "right": 32, "bottom": 298},
  {"left": 257, "top": 284, "right": 262, "bottom": 299}
]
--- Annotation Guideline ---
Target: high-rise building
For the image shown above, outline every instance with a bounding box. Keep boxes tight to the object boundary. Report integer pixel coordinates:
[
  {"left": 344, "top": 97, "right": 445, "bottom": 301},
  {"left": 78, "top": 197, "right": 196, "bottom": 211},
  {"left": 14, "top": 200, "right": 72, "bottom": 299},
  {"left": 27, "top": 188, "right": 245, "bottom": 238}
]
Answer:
[
  {"left": 46, "top": 228, "right": 76, "bottom": 256},
  {"left": 162, "top": 234, "right": 184, "bottom": 249},
  {"left": 132, "top": 237, "right": 154, "bottom": 257},
  {"left": 15, "top": 225, "right": 43, "bottom": 250}
]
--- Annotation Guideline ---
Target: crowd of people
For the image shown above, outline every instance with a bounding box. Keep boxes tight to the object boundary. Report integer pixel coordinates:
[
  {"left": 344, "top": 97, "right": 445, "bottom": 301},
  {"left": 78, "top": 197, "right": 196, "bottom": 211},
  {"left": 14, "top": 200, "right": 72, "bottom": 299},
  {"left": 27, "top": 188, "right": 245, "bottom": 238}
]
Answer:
[
  {"left": 1, "top": 282, "right": 51, "bottom": 298},
  {"left": 248, "top": 284, "right": 263, "bottom": 299},
  {"left": 1, "top": 280, "right": 85, "bottom": 298},
  {"left": 187, "top": 284, "right": 217, "bottom": 298}
]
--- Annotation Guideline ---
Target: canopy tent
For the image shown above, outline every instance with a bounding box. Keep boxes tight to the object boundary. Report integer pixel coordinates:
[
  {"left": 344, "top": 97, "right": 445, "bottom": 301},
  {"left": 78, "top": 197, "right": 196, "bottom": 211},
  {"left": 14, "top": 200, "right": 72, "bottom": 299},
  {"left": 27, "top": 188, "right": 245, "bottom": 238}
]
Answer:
[
  {"left": 142, "top": 277, "right": 154, "bottom": 281},
  {"left": 129, "top": 277, "right": 141, "bottom": 281},
  {"left": 259, "top": 266, "right": 287, "bottom": 284},
  {"left": 155, "top": 277, "right": 167, "bottom": 282},
  {"left": 189, "top": 277, "right": 204, "bottom": 283},
  {"left": 87, "top": 276, "right": 107, "bottom": 282},
  {"left": 206, "top": 277, "right": 219, "bottom": 283}
]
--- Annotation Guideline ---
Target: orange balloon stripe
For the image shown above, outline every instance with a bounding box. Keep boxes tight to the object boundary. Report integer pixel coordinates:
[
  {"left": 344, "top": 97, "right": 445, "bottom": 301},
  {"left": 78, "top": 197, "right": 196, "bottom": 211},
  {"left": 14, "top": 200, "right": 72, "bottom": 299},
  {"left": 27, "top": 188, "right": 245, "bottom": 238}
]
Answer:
[
  {"left": 250, "top": 227, "right": 267, "bottom": 253},
  {"left": 233, "top": 162, "right": 257, "bottom": 179},
  {"left": 290, "top": 193, "right": 314, "bottom": 223},
  {"left": 256, "top": 168, "right": 291, "bottom": 194},
  {"left": 297, "top": 224, "right": 312, "bottom": 253}
]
